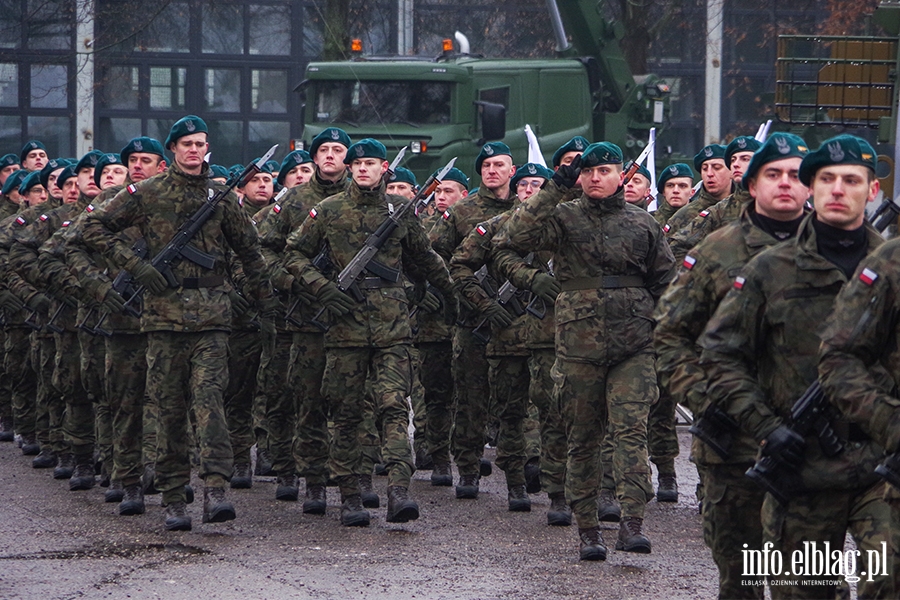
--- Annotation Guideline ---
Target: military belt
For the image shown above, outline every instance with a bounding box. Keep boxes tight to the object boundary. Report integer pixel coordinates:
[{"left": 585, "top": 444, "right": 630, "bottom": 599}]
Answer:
[
  {"left": 357, "top": 277, "right": 403, "bottom": 290},
  {"left": 180, "top": 275, "right": 225, "bottom": 289},
  {"left": 560, "top": 276, "right": 644, "bottom": 291}
]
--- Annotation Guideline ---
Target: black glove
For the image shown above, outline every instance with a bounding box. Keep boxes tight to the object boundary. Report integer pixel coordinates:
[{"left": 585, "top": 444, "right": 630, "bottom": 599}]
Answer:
[
  {"left": 228, "top": 290, "right": 251, "bottom": 317},
  {"left": 551, "top": 154, "right": 582, "bottom": 189},
  {"left": 760, "top": 424, "right": 806, "bottom": 466},
  {"left": 316, "top": 282, "right": 355, "bottom": 317},
  {"left": 102, "top": 288, "right": 127, "bottom": 314},
  {"left": 130, "top": 261, "right": 168, "bottom": 295},
  {"left": 442, "top": 294, "right": 459, "bottom": 326},
  {"left": 483, "top": 302, "right": 513, "bottom": 329},
  {"left": 26, "top": 292, "right": 51, "bottom": 315},
  {"left": 0, "top": 290, "right": 24, "bottom": 313},
  {"left": 290, "top": 280, "right": 317, "bottom": 306},
  {"left": 530, "top": 273, "right": 560, "bottom": 305}
]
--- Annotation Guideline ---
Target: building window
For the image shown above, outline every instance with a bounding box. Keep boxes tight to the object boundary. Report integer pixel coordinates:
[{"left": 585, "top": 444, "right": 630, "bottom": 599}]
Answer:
[
  {"left": 202, "top": 3, "right": 244, "bottom": 54},
  {"left": 98, "top": 117, "right": 142, "bottom": 154},
  {"left": 150, "top": 67, "right": 186, "bottom": 110},
  {"left": 99, "top": 65, "right": 139, "bottom": 110},
  {"left": 26, "top": 0, "right": 72, "bottom": 50},
  {"left": 28, "top": 116, "right": 71, "bottom": 156},
  {"left": 248, "top": 120, "right": 289, "bottom": 158},
  {"left": 205, "top": 68, "right": 241, "bottom": 112},
  {"left": 251, "top": 69, "right": 287, "bottom": 113},
  {"left": 141, "top": 2, "right": 190, "bottom": 53},
  {"left": 30, "top": 64, "right": 68, "bottom": 109},
  {"left": 205, "top": 119, "right": 243, "bottom": 165},
  {"left": 0, "top": 64, "right": 18, "bottom": 107},
  {"left": 249, "top": 4, "right": 291, "bottom": 56}
]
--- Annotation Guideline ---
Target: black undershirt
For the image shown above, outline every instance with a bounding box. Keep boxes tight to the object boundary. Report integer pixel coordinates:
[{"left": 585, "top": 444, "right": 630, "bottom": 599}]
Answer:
[
  {"left": 813, "top": 216, "right": 868, "bottom": 279},
  {"left": 749, "top": 206, "right": 805, "bottom": 242}
]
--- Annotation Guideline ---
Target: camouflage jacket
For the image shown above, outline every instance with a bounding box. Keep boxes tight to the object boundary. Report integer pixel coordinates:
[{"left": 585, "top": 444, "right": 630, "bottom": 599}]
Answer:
[
  {"left": 259, "top": 175, "right": 348, "bottom": 334},
  {"left": 663, "top": 185, "right": 728, "bottom": 236},
  {"left": 82, "top": 163, "right": 273, "bottom": 334},
  {"left": 283, "top": 180, "right": 454, "bottom": 349},
  {"left": 699, "top": 213, "right": 884, "bottom": 491},
  {"left": 667, "top": 186, "right": 753, "bottom": 262},
  {"left": 500, "top": 181, "right": 675, "bottom": 365},
  {"left": 0, "top": 194, "right": 19, "bottom": 221},
  {"left": 652, "top": 195, "right": 679, "bottom": 226},
  {"left": 449, "top": 210, "right": 529, "bottom": 357},
  {"left": 654, "top": 203, "right": 796, "bottom": 464},
  {"left": 414, "top": 209, "right": 452, "bottom": 343}
]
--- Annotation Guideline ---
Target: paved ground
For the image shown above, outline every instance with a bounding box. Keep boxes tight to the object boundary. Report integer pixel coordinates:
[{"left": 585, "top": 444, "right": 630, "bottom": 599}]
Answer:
[{"left": 0, "top": 428, "right": 718, "bottom": 600}]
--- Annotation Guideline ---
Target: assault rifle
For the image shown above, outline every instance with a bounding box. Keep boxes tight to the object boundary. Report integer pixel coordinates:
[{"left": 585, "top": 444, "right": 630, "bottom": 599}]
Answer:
[
  {"left": 745, "top": 381, "right": 844, "bottom": 505},
  {"left": 85, "top": 237, "right": 149, "bottom": 336},
  {"left": 689, "top": 403, "right": 740, "bottom": 460}
]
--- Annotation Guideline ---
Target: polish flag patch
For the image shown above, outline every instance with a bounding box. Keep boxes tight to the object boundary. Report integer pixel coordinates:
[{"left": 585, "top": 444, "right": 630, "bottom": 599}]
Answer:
[
  {"left": 859, "top": 268, "right": 879, "bottom": 286},
  {"left": 126, "top": 184, "right": 137, "bottom": 194},
  {"left": 663, "top": 224, "right": 671, "bottom": 233},
  {"left": 699, "top": 210, "right": 710, "bottom": 218},
  {"left": 61, "top": 220, "right": 70, "bottom": 227},
  {"left": 442, "top": 210, "right": 451, "bottom": 220},
  {"left": 309, "top": 208, "right": 318, "bottom": 219},
  {"left": 39, "top": 214, "right": 48, "bottom": 221},
  {"left": 86, "top": 204, "right": 94, "bottom": 212},
  {"left": 476, "top": 225, "right": 487, "bottom": 236},
  {"left": 273, "top": 204, "right": 281, "bottom": 214},
  {"left": 683, "top": 255, "right": 697, "bottom": 270},
  {"left": 733, "top": 276, "right": 745, "bottom": 290},
  {"left": 15, "top": 216, "right": 25, "bottom": 225}
]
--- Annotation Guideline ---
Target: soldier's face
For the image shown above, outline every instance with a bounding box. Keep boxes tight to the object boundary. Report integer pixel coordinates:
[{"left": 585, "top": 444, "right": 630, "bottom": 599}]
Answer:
[
  {"left": 812, "top": 164, "right": 878, "bottom": 230},
  {"left": 0, "top": 164, "right": 20, "bottom": 185},
  {"left": 100, "top": 164, "right": 128, "bottom": 189},
  {"left": 624, "top": 173, "right": 651, "bottom": 205},
  {"left": 24, "top": 185, "right": 47, "bottom": 207},
  {"left": 349, "top": 158, "right": 387, "bottom": 187},
  {"left": 748, "top": 157, "right": 807, "bottom": 221},
  {"left": 434, "top": 182, "right": 467, "bottom": 213},
  {"left": 664, "top": 178, "right": 693, "bottom": 208},
  {"left": 579, "top": 164, "right": 623, "bottom": 200},
  {"left": 23, "top": 150, "right": 47, "bottom": 171},
  {"left": 241, "top": 172, "right": 274, "bottom": 206},
  {"left": 515, "top": 177, "right": 545, "bottom": 201},
  {"left": 77, "top": 167, "right": 99, "bottom": 198},
  {"left": 62, "top": 179, "right": 79, "bottom": 203},
  {"left": 701, "top": 159, "right": 730, "bottom": 197},
  {"left": 730, "top": 151, "right": 754, "bottom": 183},
  {"left": 7, "top": 189, "right": 21, "bottom": 205},
  {"left": 46, "top": 167, "right": 64, "bottom": 198},
  {"left": 128, "top": 152, "right": 165, "bottom": 182},
  {"left": 386, "top": 181, "right": 415, "bottom": 199},
  {"left": 283, "top": 163, "right": 314, "bottom": 188},
  {"left": 172, "top": 133, "right": 208, "bottom": 174},
  {"left": 480, "top": 156, "right": 514, "bottom": 192},
  {"left": 315, "top": 143, "right": 348, "bottom": 178}
]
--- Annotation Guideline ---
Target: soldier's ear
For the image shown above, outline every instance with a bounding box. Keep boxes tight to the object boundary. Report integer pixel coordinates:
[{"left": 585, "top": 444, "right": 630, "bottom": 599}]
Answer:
[{"left": 380, "top": 160, "right": 389, "bottom": 174}]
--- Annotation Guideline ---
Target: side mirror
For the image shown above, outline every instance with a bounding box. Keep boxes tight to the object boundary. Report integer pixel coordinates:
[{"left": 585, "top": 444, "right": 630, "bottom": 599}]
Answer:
[{"left": 474, "top": 101, "right": 506, "bottom": 142}]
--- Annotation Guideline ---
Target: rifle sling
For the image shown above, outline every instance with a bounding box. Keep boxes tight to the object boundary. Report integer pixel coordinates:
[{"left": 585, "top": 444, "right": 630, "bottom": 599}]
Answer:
[{"left": 180, "top": 275, "right": 225, "bottom": 289}]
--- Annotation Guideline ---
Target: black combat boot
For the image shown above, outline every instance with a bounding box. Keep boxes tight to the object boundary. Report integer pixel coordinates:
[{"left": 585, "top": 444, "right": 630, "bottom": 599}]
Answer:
[
  {"left": 597, "top": 489, "right": 621, "bottom": 522},
  {"left": 32, "top": 448, "right": 57, "bottom": 469},
  {"left": 386, "top": 485, "right": 420, "bottom": 523},
  {"left": 656, "top": 473, "right": 678, "bottom": 503},
  {"left": 164, "top": 501, "right": 191, "bottom": 531},
  {"left": 303, "top": 484, "right": 327, "bottom": 515},
  {"left": 579, "top": 526, "right": 608, "bottom": 561},
  {"left": 203, "top": 486, "right": 236, "bottom": 523},
  {"left": 455, "top": 473, "right": 479, "bottom": 499},
  {"left": 119, "top": 484, "right": 145, "bottom": 516},
  {"left": 142, "top": 463, "right": 159, "bottom": 494},
  {"left": 507, "top": 484, "right": 531, "bottom": 512},
  {"left": 616, "top": 517, "right": 652, "bottom": 553},
  {"left": 359, "top": 474, "right": 380, "bottom": 508},
  {"left": 69, "top": 458, "right": 96, "bottom": 491},
  {"left": 20, "top": 434, "right": 39, "bottom": 456},
  {"left": 524, "top": 457, "right": 541, "bottom": 494},
  {"left": 373, "top": 463, "right": 388, "bottom": 476},
  {"left": 547, "top": 492, "right": 572, "bottom": 526},
  {"left": 0, "top": 416, "right": 14, "bottom": 442},
  {"left": 479, "top": 458, "right": 492, "bottom": 477},
  {"left": 185, "top": 484, "right": 194, "bottom": 504},
  {"left": 340, "top": 494, "right": 370, "bottom": 527},
  {"left": 105, "top": 479, "right": 125, "bottom": 502},
  {"left": 275, "top": 474, "right": 299, "bottom": 501},
  {"left": 54, "top": 452, "right": 75, "bottom": 479},
  {"left": 415, "top": 447, "right": 434, "bottom": 470},
  {"left": 430, "top": 461, "right": 452, "bottom": 487},
  {"left": 230, "top": 462, "right": 252, "bottom": 489},
  {"left": 254, "top": 448, "right": 275, "bottom": 476}
]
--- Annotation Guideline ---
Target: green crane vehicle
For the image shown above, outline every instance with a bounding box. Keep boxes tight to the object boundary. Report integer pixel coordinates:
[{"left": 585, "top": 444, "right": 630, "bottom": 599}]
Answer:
[{"left": 294, "top": 0, "right": 671, "bottom": 184}]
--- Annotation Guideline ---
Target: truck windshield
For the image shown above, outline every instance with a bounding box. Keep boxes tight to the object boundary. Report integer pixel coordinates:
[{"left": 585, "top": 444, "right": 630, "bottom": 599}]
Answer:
[{"left": 313, "top": 81, "right": 452, "bottom": 126}]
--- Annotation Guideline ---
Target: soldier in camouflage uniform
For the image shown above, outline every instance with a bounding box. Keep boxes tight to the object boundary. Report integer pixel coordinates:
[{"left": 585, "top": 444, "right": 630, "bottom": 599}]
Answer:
[
  {"left": 0, "top": 153, "right": 21, "bottom": 442},
  {"left": 283, "top": 138, "right": 457, "bottom": 526},
  {"left": 430, "top": 141, "right": 518, "bottom": 500},
  {"left": 700, "top": 135, "right": 891, "bottom": 598},
  {"left": 500, "top": 142, "right": 675, "bottom": 561},
  {"left": 20, "top": 140, "right": 48, "bottom": 172},
  {"left": 662, "top": 145, "right": 730, "bottom": 236},
  {"left": 83, "top": 116, "right": 276, "bottom": 531},
  {"left": 655, "top": 133, "right": 810, "bottom": 599},
  {"left": 278, "top": 150, "right": 314, "bottom": 188},
  {"left": 651, "top": 163, "right": 693, "bottom": 227}
]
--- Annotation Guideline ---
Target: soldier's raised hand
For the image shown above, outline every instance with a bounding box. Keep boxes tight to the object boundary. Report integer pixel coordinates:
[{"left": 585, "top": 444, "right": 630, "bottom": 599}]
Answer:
[{"left": 530, "top": 273, "right": 560, "bottom": 305}]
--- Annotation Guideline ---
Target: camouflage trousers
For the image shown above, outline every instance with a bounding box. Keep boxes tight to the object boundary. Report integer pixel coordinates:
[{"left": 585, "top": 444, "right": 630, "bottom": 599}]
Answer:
[
  {"left": 553, "top": 353, "right": 655, "bottom": 528},
  {"left": 882, "top": 484, "right": 900, "bottom": 596},
  {"left": 321, "top": 345, "right": 415, "bottom": 498},
  {"left": 418, "top": 340, "right": 454, "bottom": 465},
  {"left": 147, "top": 331, "right": 232, "bottom": 505},
  {"left": 0, "top": 329, "right": 9, "bottom": 422},
  {"left": 256, "top": 330, "right": 293, "bottom": 476},
  {"left": 224, "top": 329, "right": 262, "bottom": 465},
  {"left": 289, "top": 332, "right": 328, "bottom": 486},
  {"left": 410, "top": 346, "right": 427, "bottom": 459},
  {"left": 762, "top": 481, "right": 893, "bottom": 599},
  {"left": 529, "top": 348, "right": 567, "bottom": 497},
  {"left": 80, "top": 331, "right": 108, "bottom": 468},
  {"left": 6, "top": 327, "right": 36, "bottom": 438},
  {"left": 53, "top": 331, "right": 94, "bottom": 460},
  {"left": 451, "top": 327, "right": 491, "bottom": 476},
  {"left": 698, "top": 462, "right": 765, "bottom": 600},
  {"left": 106, "top": 333, "right": 148, "bottom": 487},
  {"left": 33, "top": 332, "right": 64, "bottom": 454},
  {"left": 488, "top": 355, "right": 529, "bottom": 487}
]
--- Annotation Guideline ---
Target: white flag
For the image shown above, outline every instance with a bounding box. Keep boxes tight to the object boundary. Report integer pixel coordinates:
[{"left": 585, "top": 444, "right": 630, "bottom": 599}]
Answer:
[{"left": 525, "top": 124, "right": 546, "bottom": 167}]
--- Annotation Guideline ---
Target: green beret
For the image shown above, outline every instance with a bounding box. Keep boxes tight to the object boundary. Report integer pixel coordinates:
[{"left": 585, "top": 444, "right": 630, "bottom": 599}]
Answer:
[
  {"left": 343, "top": 138, "right": 387, "bottom": 164},
  {"left": 511, "top": 163, "right": 553, "bottom": 189},
  {"left": 165, "top": 115, "right": 208, "bottom": 149},
  {"left": 389, "top": 166, "right": 417, "bottom": 187},
  {"left": 209, "top": 164, "right": 230, "bottom": 180},
  {"left": 799, "top": 134, "right": 877, "bottom": 186},
  {"left": 265, "top": 160, "right": 280, "bottom": 174},
  {"left": 743, "top": 133, "right": 809, "bottom": 185},
  {"left": 276, "top": 151, "right": 312, "bottom": 185},
  {"left": 310, "top": 127, "right": 351, "bottom": 156},
  {"left": 625, "top": 161, "right": 652, "bottom": 182},
  {"left": 120, "top": 136, "right": 165, "bottom": 164},
  {"left": 0, "top": 153, "right": 19, "bottom": 168},
  {"left": 693, "top": 144, "right": 727, "bottom": 172},
  {"left": 20, "top": 140, "right": 46, "bottom": 164},
  {"left": 250, "top": 158, "right": 274, "bottom": 175},
  {"left": 94, "top": 153, "right": 124, "bottom": 186},
  {"left": 1, "top": 169, "right": 26, "bottom": 195},
  {"left": 724, "top": 136, "right": 762, "bottom": 167},
  {"left": 18, "top": 170, "right": 43, "bottom": 195},
  {"left": 552, "top": 136, "right": 590, "bottom": 167},
  {"left": 475, "top": 141, "right": 512, "bottom": 174},
  {"left": 228, "top": 164, "right": 243, "bottom": 179},
  {"left": 657, "top": 163, "right": 694, "bottom": 188},
  {"left": 39, "top": 158, "right": 71, "bottom": 189},
  {"left": 56, "top": 166, "right": 76, "bottom": 189},
  {"left": 75, "top": 150, "right": 106, "bottom": 175},
  {"left": 434, "top": 167, "right": 469, "bottom": 190},
  {"left": 580, "top": 142, "right": 623, "bottom": 168}
]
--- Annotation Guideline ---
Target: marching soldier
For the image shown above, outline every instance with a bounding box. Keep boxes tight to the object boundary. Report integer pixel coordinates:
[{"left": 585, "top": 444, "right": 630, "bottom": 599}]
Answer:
[{"left": 663, "top": 144, "right": 730, "bottom": 235}]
